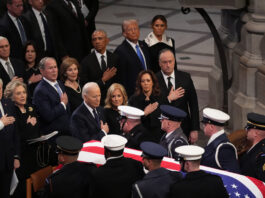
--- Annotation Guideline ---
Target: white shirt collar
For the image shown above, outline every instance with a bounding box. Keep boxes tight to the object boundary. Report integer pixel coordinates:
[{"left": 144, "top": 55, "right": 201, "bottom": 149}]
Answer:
[
  {"left": 83, "top": 101, "right": 97, "bottom": 117},
  {"left": 161, "top": 70, "right": 175, "bottom": 89},
  {"left": 95, "top": 50, "right": 107, "bottom": 65},
  {"left": 126, "top": 39, "right": 139, "bottom": 50},
  {"left": 144, "top": 32, "right": 173, "bottom": 47},
  {"left": 7, "top": 11, "right": 17, "bottom": 22},
  {"left": 207, "top": 129, "right": 225, "bottom": 145},
  {"left": 32, "top": 7, "right": 41, "bottom": 16},
  {"left": 166, "top": 130, "right": 175, "bottom": 138},
  {"left": 43, "top": 77, "right": 57, "bottom": 86},
  {"left": 0, "top": 58, "right": 14, "bottom": 74}
]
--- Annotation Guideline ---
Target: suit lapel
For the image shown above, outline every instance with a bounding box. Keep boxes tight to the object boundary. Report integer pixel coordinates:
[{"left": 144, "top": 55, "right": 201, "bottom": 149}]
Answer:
[
  {"left": 123, "top": 40, "right": 143, "bottom": 70},
  {"left": 82, "top": 104, "right": 101, "bottom": 130},
  {"left": 0, "top": 62, "right": 11, "bottom": 81},
  {"left": 92, "top": 51, "right": 103, "bottom": 74},
  {"left": 157, "top": 71, "right": 169, "bottom": 94}
]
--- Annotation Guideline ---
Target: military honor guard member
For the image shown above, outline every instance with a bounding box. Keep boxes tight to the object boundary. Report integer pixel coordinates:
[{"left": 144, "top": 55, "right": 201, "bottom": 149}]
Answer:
[
  {"left": 170, "top": 145, "right": 229, "bottom": 198},
  {"left": 159, "top": 105, "right": 188, "bottom": 160},
  {"left": 200, "top": 108, "right": 240, "bottom": 173},
  {"left": 132, "top": 141, "right": 182, "bottom": 198},
  {"left": 240, "top": 112, "right": 265, "bottom": 182},
  {"left": 44, "top": 136, "right": 95, "bottom": 198},
  {"left": 118, "top": 105, "right": 151, "bottom": 149},
  {"left": 91, "top": 134, "right": 145, "bottom": 198}
]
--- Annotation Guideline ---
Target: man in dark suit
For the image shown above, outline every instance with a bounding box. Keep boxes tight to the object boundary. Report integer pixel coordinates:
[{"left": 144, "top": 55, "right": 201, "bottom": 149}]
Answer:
[
  {"left": 0, "top": 78, "right": 20, "bottom": 198},
  {"left": 170, "top": 145, "right": 229, "bottom": 198},
  {"left": 45, "top": 0, "right": 89, "bottom": 62},
  {"left": 0, "top": 0, "right": 31, "bottom": 60},
  {"left": 22, "top": 0, "right": 58, "bottom": 59},
  {"left": 91, "top": 134, "right": 145, "bottom": 198},
  {"left": 80, "top": 30, "right": 118, "bottom": 105},
  {"left": 70, "top": 82, "right": 109, "bottom": 142},
  {"left": 132, "top": 141, "right": 182, "bottom": 198},
  {"left": 33, "top": 57, "right": 70, "bottom": 135},
  {"left": 200, "top": 108, "right": 240, "bottom": 173},
  {"left": 240, "top": 112, "right": 265, "bottom": 181},
  {"left": 156, "top": 49, "right": 199, "bottom": 144},
  {"left": 0, "top": 36, "right": 25, "bottom": 89},
  {"left": 44, "top": 136, "right": 95, "bottom": 198},
  {"left": 114, "top": 19, "right": 150, "bottom": 97}
]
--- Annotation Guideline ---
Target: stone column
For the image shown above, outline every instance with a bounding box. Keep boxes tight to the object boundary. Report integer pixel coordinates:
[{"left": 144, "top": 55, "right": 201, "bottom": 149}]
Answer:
[{"left": 231, "top": 0, "right": 265, "bottom": 130}]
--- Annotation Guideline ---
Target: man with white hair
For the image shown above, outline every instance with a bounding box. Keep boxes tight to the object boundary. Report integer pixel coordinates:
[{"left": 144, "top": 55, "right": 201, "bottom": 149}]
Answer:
[
  {"left": 200, "top": 108, "right": 240, "bottom": 173},
  {"left": 114, "top": 19, "right": 150, "bottom": 97},
  {"left": 70, "top": 82, "right": 109, "bottom": 142},
  {"left": 0, "top": 36, "right": 25, "bottom": 89}
]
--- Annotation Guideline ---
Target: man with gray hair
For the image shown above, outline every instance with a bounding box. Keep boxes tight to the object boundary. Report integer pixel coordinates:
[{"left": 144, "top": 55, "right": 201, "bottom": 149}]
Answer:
[
  {"left": 114, "top": 19, "right": 150, "bottom": 97},
  {"left": 70, "top": 82, "right": 109, "bottom": 142},
  {"left": 0, "top": 36, "right": 25, "bottom": 89},
  {"left": 33, "top": 57, "right": 70, "bottom": 135}
]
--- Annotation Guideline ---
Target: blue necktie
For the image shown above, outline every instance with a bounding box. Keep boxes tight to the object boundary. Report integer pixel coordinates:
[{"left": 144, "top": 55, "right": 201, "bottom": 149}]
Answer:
[
  {"left": 16, "top": 18, "right": 27, "bottom": 44},
  {"left": 54, "top": 83, "right": 63, "bottom": 96},
  {"left": 135, "top": 45, "right": 146, "bottom": 70}
]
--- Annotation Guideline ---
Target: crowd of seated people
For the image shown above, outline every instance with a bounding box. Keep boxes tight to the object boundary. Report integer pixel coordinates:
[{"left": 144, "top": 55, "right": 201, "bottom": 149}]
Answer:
[{"left": 0, "top": 0, "right": 264, "bottom": 197}]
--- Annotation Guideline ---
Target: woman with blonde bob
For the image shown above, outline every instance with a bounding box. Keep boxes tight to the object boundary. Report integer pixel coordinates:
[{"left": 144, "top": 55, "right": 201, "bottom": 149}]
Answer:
[{"left": 104, "top": 83, "right": 128, "bottom": 134}]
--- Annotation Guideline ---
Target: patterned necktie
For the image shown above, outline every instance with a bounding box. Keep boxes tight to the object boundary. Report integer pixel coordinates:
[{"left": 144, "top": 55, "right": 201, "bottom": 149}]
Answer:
[
  {"left": 6, "top": 61, "right": 14, "bottom": 79},
  {"left": 93, "top": 109, "right": 100, "bottom": 127},
  {"left": 40, "top": 12, "right": 53, "bottom": 53},
  {"left": 16, "top": 18, "right": 27, "bottom": 44},
  {"left": 167, "top": 76, "right": 173, "bottom": 91},
  {"left": 135, "top": 44, "right": 146, "bottom": 70},
  {"left": 101, "top": 55, "right": 107, "bottom": 72},
  {"left": 54, "top": 83, "right": 63, "bottom": 96}
]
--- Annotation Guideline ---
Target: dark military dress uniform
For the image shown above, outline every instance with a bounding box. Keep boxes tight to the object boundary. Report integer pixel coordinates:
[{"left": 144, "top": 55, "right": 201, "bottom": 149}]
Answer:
[
  {"left": 44, "top": 161, "right": 95, "bottom": 198},
  {"left": 132, "top": 141, "right": 182, "bottom": 198},
  {"left": 43, "top": 136, "right": 95, "bottom": 198},
  {"left": 124, "top": 124, "right": 151, "bottom": 150},
  {"left": 170, "top": 170, "right": 229, "bottom": 198},
  {"left": 240, "top": 138, "right": 265, "bottom": 181}
]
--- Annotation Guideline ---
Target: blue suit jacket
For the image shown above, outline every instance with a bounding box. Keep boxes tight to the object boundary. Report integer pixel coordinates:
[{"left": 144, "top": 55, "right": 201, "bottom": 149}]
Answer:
[
  {"left": 0, "top": 98, "right": 20, "bottom": 171},
  {"left": 32, "top": 79, "right": 70, "bottom": 135},
  {"left": 70, "top": 103, "right": 106, "bottom": 142},
  {"left": 114, "top": 40, "right": 150, "bottom": 97},
  {"left": 201, "top": 133, "right": 240, "bottom": 173}
]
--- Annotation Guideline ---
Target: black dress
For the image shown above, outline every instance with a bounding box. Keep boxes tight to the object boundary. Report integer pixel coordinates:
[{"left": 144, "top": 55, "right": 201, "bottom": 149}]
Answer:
[
  {"left": 104, "top": 108, "right": 121, "bottom": 135},
  {"left": 24, "top": 65, "right": 41, "bottom": 103},
  {"left": 145, "top": 32, "right": 176, "bottom": 73},
  {"left": 13, "top": 104, "right": 41, "bottom": 198},
  {"left": 65, "top": 85, "right": 83, "bottom": 114},
  {"left": 129, "top": 93, "right": 165, "bottom": 143}
]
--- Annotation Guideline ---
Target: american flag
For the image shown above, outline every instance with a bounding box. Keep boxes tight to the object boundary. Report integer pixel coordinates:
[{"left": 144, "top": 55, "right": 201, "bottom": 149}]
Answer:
[{"left": 78, "top": 140, "right": 265, "bottom": 198}]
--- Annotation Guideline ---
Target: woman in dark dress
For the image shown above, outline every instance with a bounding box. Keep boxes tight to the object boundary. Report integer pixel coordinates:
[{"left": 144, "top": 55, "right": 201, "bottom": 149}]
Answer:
[
  {"left": 129, "top": 70, "right": 166, "bottom": 142},
  {"left": 23, "top": 41, "right": 42, "bottom": 102},
  {"left": 145, "top": 15, "right": 176, "bottom": 73},
  {"left": 104, "top": 83, "right": 128, "bottom": 135},
  {"left": 60, "top": 57, "right": 83, "bottom": 113},
  {"left": 4, "top": 80, "right": 41, "bottom": 198}
]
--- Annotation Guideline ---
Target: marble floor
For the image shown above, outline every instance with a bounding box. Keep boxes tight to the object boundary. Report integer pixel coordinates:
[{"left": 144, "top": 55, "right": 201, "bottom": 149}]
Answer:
[{"left": 96, "top": 0, "right": 222, "bottom": 145}]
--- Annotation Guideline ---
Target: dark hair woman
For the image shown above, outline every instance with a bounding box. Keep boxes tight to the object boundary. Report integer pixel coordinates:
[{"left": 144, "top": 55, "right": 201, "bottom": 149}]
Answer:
[
  {"left": 145, "top": 15, "right": 176, "bottom": 73},
  {"left": 129, "top": 70, "right": 166, "bottom": 142}
]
